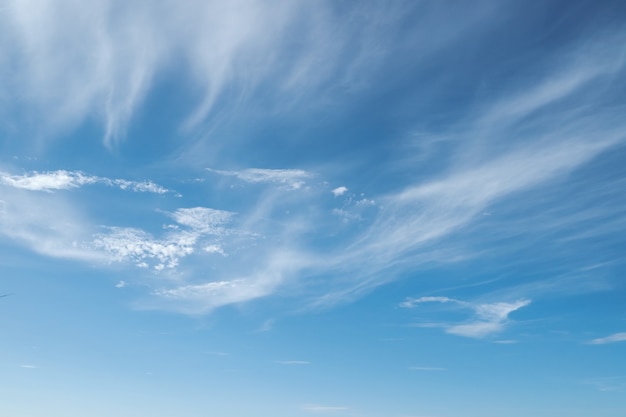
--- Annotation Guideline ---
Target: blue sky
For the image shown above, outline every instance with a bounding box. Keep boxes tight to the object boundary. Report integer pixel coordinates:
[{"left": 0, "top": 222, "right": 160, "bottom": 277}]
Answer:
[{"left": 1, "top": 0, "right": 626, "bottom": 416}]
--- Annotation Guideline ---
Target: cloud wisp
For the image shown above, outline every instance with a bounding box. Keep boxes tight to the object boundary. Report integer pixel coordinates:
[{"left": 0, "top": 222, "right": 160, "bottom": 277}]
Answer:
[
  {"left": 401, "top": 296, "right": 531, "bottom": 339},
  {"left": 207, "top": 168, "right": 314, "bottom": 190},
  {"left": 0, "top": 170, "right": 170, "bottom": 194},
  {"left": 588, "top": 332, "right": 626, "bottom": 345}
]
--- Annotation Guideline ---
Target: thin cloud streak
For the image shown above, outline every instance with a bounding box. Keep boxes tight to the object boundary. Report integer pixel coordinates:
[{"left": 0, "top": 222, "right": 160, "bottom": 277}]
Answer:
[
  {"left": 588, "top": 332, "right": 626, "bottom": 345},
  {"left": 207, "top": 168, "right": 314, "bottom": 190}
]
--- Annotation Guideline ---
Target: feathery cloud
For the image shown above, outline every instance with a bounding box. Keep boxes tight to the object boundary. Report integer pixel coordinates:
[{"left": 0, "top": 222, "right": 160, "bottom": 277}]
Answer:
[
  {"left": 402, "top": 296, "right": 531, "bottom": 339},
  {"left": 0, "top": 1, "right": 407, "bottom": 145}
]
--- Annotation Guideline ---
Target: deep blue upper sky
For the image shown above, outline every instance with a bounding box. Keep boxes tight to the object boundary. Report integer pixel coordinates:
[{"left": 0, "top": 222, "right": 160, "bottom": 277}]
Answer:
[{"left": 1, "top": 1, "right": 625, "bottom": 416}]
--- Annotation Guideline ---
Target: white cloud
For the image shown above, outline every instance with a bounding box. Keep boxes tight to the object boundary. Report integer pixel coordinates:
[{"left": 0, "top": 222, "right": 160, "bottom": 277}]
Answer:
[
  {"left": 93, "top": 227, "right": 198, "bottom": 270},
  {"left": 447, "top": 299, "right": 531, "bottom": 338},
  {"left": 355, "top": 198, "right": 375, "bottom": 206},
  {"left": 153, "top": 279, "right": 268, "bottom": 312},
  {"left": 492, "top": 340, "right": 519, "bottom": 344},
  {"left": 169, "top": 207, "right": 233, "bottom": 234},
  {"left": 332, "top": 186, "right": 348, "bottom": 197},
  {"left": 0, "top": 170, "right": 97, "bottom": 191},
  {"left": 208, "top": 168, "right": 313, "bottom": 190},
  {"left": 115, "top": 280, "right": 126, "bottom": 288},
  {"left": 0, "top": 170, "right": 170, "bottom": 193},
  {"left": 204, "top": 244, "right": 226, "bottom": 256},
  {"left": 400, "top": 296, "right": 460, "bottom": 308},
  {"left": 148, "top": 247, "right": 313, "bottom": 314},
  {"left": 108, "top": 179, "right": 169, "bottom": 194},
  {"left": 589, "top": 332, "right": 626, "bottom": 345},
  {"left": 20, "top": 364, "right": 37, "bottom": 369},
  {"left": 0, "top": 189, "right": 104, "bottom": 261},
  {"left": 91, "top": 207, "right": 235, "bottom": 270},
  {"left": 403, "top": 297, "right": 531, "bottom": 339}
]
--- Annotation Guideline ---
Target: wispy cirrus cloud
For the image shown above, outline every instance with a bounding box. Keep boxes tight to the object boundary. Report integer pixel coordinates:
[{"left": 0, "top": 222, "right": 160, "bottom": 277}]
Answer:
[
  {"left": 588, "top": 332, "right": 626, "bottom": 345},
  {"left": 1, "top": 6, "right": 624, "bottom": 320},
  {"left": 0, "top": 1, "right": 418, "bottom": 146},
  {"left": 0, "top": 188, "right": 103, "bottom": 261},
  {"left": 148, "top": 247, "right": 313, "bottom": 314},
  {"left": 308, "top": 28, "right": 626, "bottom": 307},
  {"left": 207, "top": 168, "right": 314, "bottom": 190},
  {"left": 401, "top": 296, "right": 531, "bottom": 339},
  {"left": 0, "top": 170, "right": 170, "bottom": 193}
]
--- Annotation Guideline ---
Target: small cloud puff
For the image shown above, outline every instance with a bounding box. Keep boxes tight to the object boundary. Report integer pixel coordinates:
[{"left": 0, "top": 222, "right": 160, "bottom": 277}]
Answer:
[
  {"left": 332, "top": 186, "right": 348, "bottom": 197},
  {"left": 204, "top": 244, "right": 227, "bottom": 256}
]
